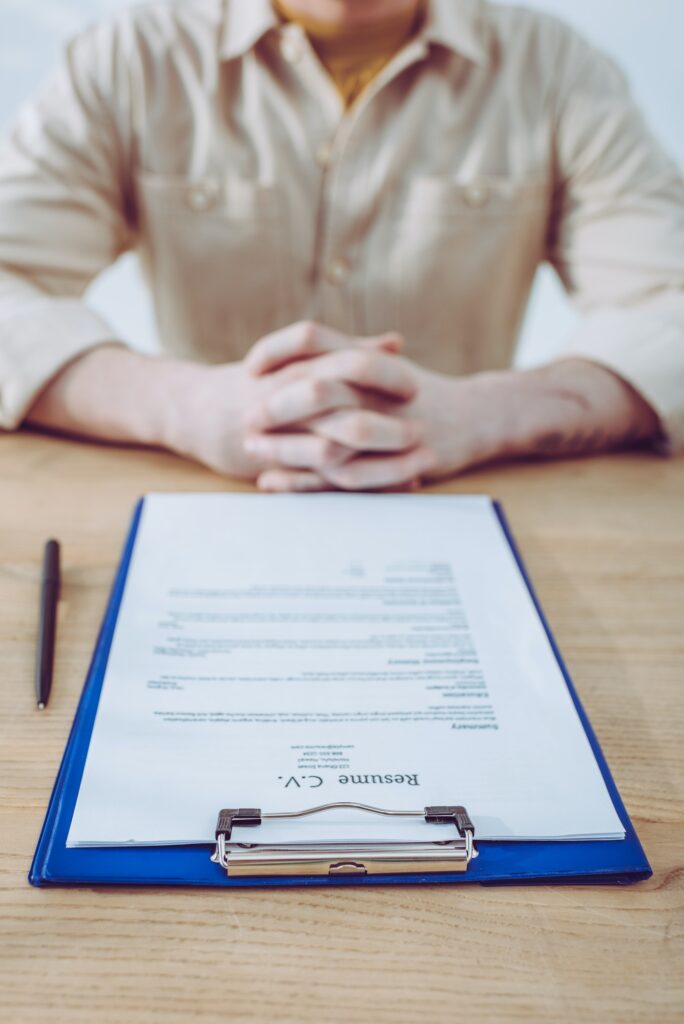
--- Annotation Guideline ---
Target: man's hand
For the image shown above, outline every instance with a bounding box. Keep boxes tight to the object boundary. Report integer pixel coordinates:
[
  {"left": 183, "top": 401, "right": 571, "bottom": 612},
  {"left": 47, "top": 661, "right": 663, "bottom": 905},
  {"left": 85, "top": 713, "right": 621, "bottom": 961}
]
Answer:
[
  {"left": 23, "top": 323, "right": 429, "bottom": 482},
  {"left": 25, "top": 322, "right": 659, "bottom": 489},
  {"left": 241, "top": 323, "right": 436, "bottom": 490},
  {"left": 245, "top": 327, "right": 499, "bottom": 490},
  {"left": 245, "top": 329, "right": 661, "bottom": 491},
  {"left": 167, "top": 323, "right": 431, "bottom": 480}
]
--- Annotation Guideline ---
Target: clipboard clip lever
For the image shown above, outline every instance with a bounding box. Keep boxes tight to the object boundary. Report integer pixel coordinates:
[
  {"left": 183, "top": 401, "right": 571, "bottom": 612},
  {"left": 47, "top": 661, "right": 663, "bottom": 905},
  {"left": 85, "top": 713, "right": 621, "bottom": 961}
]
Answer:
[{"left": 211, "top": 802, "right": 476, "bottom": 878}]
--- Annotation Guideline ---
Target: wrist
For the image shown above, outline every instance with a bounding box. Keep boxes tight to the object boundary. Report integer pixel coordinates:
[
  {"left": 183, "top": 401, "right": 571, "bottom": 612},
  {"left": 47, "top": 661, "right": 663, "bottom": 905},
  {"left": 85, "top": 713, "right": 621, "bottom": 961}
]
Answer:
[
  {"left": 90, "top": 348, "right": 208, "bottom": 452},
  {"left": 452, "top": 370, "right": 527, "bottom": 464},
  {"left": 155, "top": 359, "right": 258, "bottom": 478},
  {"left": 475, "top": 368, "right": 550, "bottom": 460},
  {"left": 151, "top": 356, "right": 212, "bottom": 454},
  {"left": 463, "top": 363, "right": 596, "bottom": 462},
  {"left": 26, "top": 344, "right": 181, "bottom": 448},
  {"left": 480, "top": 359, "right": 660, "bottom": 461}
]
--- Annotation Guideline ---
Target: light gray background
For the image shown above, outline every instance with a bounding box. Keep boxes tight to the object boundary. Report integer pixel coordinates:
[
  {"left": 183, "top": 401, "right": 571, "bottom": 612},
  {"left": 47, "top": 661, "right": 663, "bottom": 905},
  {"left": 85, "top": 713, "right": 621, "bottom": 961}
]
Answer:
[{"left": 1, "top": 0, "right": 682, "bottom": 364}]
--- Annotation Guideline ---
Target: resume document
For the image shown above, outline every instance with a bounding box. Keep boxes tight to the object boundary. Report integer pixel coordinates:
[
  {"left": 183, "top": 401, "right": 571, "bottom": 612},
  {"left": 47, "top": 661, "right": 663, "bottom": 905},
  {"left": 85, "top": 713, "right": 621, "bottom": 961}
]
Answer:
[{"left": 67, "top": 494, "right": 624, "bottom": 847}]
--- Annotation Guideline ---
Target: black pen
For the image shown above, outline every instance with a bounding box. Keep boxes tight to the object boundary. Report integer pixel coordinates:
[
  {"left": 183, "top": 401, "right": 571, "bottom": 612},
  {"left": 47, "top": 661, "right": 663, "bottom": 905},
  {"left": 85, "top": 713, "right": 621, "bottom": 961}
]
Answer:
[{"left": 35, "top": 539, "right": 60, "bottom": 710}]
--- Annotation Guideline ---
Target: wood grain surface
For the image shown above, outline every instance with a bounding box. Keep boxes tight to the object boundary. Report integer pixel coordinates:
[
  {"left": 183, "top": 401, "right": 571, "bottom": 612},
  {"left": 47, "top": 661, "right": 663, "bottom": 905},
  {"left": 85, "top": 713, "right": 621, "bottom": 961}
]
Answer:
[{"left": 1, "top": 431, "right": 682, "bottom": 1024}]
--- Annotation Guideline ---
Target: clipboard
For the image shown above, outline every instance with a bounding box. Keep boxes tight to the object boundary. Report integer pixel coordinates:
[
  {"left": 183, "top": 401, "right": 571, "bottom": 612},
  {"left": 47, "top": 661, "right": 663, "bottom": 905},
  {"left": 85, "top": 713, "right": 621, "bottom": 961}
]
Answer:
[{"left": 30, "top": 498, "right": 652, "bottom": 888}]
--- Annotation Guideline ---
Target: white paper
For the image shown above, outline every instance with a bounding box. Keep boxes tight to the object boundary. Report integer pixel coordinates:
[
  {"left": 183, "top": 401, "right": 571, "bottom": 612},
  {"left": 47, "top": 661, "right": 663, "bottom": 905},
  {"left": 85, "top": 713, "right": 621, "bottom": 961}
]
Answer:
[{"left": 67, "top": 494, "right": 624, "bottom": 847}]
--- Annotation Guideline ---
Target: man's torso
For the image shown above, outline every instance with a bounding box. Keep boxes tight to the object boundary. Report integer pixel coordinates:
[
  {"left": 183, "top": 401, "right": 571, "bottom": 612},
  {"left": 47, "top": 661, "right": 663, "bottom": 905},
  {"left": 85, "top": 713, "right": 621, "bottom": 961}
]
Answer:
[{"left": 98, "top": 0, "right": 569, "bottom": 370}]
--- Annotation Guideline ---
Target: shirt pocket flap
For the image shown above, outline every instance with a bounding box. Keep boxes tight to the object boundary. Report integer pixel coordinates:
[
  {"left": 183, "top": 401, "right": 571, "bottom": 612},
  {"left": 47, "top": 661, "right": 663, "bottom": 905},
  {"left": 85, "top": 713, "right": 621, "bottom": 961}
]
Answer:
[
  {"left": 135, "top": 172, "right": 280, "bottom": 220},
  {"left": 402, "top": 176, "right": 548, "bottom": 219}
]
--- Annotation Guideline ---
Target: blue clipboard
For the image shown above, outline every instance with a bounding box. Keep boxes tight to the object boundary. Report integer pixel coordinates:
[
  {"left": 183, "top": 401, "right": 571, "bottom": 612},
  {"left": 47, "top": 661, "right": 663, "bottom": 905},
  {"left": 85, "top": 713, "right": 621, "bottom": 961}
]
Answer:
[{"left": 30, "top": 497, "right": 652, "bottom": 888}]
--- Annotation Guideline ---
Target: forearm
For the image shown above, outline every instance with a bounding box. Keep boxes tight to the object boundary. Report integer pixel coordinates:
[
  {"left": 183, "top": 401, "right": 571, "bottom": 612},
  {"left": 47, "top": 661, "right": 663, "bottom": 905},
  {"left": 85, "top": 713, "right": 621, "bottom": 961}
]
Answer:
[
  {"left": 488, "top": 358, "right": 661, "bottom": 461},
  {"left": 23, "top": 344, "right": 202, "bottom": 449}
]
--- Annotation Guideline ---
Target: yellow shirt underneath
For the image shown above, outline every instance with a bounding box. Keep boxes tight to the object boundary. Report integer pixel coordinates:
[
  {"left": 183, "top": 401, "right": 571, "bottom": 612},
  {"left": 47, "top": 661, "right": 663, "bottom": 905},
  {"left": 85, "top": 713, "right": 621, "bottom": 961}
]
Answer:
[{"left": 273, "top": 1, "right": 425, "bottom": 107}]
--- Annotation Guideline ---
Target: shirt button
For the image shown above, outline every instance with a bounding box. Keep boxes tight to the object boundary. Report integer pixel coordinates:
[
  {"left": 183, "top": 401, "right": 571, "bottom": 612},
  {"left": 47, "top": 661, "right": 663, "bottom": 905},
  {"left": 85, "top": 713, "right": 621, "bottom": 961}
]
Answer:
[
  {"left": 463, "top": 181, "right": 490, "bottom": 208},
  {"left": 327, "top": 258, "right": 350, "bottom": 285},
  {"left": 315, "top": 140, "right": 334, "bottom": 169},
  {"left": 187, "top": 184, "right": 216, "bottom": 212}
]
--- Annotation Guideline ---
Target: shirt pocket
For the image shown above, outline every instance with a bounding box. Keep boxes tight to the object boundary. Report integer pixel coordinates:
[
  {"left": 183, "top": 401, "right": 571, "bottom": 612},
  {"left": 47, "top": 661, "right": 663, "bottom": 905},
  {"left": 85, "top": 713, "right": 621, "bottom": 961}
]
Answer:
[
  {"left": 135, "top": 173, "right": 292, "bottom": 362},
  {"left": 374, "top": 176, "right": 549, "bottom": 374}
]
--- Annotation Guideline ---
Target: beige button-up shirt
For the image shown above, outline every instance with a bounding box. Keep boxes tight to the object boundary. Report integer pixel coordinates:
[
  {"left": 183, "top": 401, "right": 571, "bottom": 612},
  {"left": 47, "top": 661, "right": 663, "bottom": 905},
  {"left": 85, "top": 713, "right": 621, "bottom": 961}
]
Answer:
[{"left": 1, "top": 0, "right": 683, "bottom": 444}]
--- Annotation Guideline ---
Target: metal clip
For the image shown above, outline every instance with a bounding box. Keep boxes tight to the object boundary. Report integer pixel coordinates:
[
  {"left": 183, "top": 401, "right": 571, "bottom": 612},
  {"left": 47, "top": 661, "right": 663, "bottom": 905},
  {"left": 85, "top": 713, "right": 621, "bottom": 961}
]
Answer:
[
  {"left": 425, "top": 805, "right": 475, "bottom": 837},
  {"left": 211, "top": 801, "right": 477, "bottom": 878}
]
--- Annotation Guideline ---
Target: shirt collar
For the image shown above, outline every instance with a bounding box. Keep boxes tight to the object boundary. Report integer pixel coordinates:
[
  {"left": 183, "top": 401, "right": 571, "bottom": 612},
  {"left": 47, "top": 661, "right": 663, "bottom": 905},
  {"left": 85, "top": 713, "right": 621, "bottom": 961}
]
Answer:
[
  {"left": 220, "top": 0, "right": 280, "bottom": 61},
  {"left": 220, "top": 0, "right": 490, "bottom": 67},
  {"left": 423, "top": 0, "right": 490, "bottom": 67}
]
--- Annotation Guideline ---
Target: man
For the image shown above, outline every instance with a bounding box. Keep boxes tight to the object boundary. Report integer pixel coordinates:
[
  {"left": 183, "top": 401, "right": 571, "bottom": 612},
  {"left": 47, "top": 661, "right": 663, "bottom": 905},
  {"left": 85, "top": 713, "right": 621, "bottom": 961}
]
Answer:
[{"left": 0, "top": 0, "right": 682, "bottom": 491}]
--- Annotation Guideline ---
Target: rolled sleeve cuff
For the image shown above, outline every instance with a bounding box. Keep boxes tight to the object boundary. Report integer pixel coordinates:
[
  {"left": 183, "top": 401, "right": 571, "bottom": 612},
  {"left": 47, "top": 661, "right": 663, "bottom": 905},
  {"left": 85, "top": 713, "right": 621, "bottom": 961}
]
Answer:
[
  {"left": 0, "top": 297, "right": 121, "bottom": 429},
  {"left": 562, "top": 298, "right": 684, "bottom": 454}
]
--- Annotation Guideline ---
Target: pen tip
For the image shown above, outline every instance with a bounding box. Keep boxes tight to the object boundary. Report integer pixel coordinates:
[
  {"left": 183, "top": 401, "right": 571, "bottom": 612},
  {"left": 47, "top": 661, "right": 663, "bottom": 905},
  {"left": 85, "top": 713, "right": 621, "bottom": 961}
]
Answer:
[{"left": 37, "top": 702, "right": 46, "bottom": 710}]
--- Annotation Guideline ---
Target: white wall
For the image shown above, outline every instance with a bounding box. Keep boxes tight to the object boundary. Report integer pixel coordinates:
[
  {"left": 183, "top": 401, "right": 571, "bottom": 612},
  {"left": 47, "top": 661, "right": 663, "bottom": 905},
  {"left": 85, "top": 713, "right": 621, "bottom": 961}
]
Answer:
[{"left": 1, "top": 0, "right": 682, "bottom": 361}]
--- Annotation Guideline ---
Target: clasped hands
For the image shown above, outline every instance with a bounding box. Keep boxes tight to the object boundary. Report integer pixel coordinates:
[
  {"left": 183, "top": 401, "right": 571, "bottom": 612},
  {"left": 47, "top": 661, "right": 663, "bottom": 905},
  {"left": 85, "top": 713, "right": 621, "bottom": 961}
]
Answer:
[
  {"left": 27, "top": 316, "right": 653, "bottom": 483},
  {"left": 212, "top": 320, "right": 499, "bottom": 491}
]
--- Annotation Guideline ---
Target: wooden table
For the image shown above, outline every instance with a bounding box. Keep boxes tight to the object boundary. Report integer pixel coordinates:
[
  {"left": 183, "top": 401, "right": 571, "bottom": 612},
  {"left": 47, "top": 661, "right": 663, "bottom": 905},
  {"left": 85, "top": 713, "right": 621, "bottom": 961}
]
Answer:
[{"left": 1, "top": 431, "right": 682, "bottom": 1023}]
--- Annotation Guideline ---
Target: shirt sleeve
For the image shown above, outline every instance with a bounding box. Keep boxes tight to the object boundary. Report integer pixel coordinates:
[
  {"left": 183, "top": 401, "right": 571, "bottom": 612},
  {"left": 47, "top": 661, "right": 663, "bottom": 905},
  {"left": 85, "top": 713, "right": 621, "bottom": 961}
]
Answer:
[
  {"left": 0, "top": 20, "right": 135, "bottom": 429},
  {"left": 546, "top": 29, "right": 684, "bottom": 451}
]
